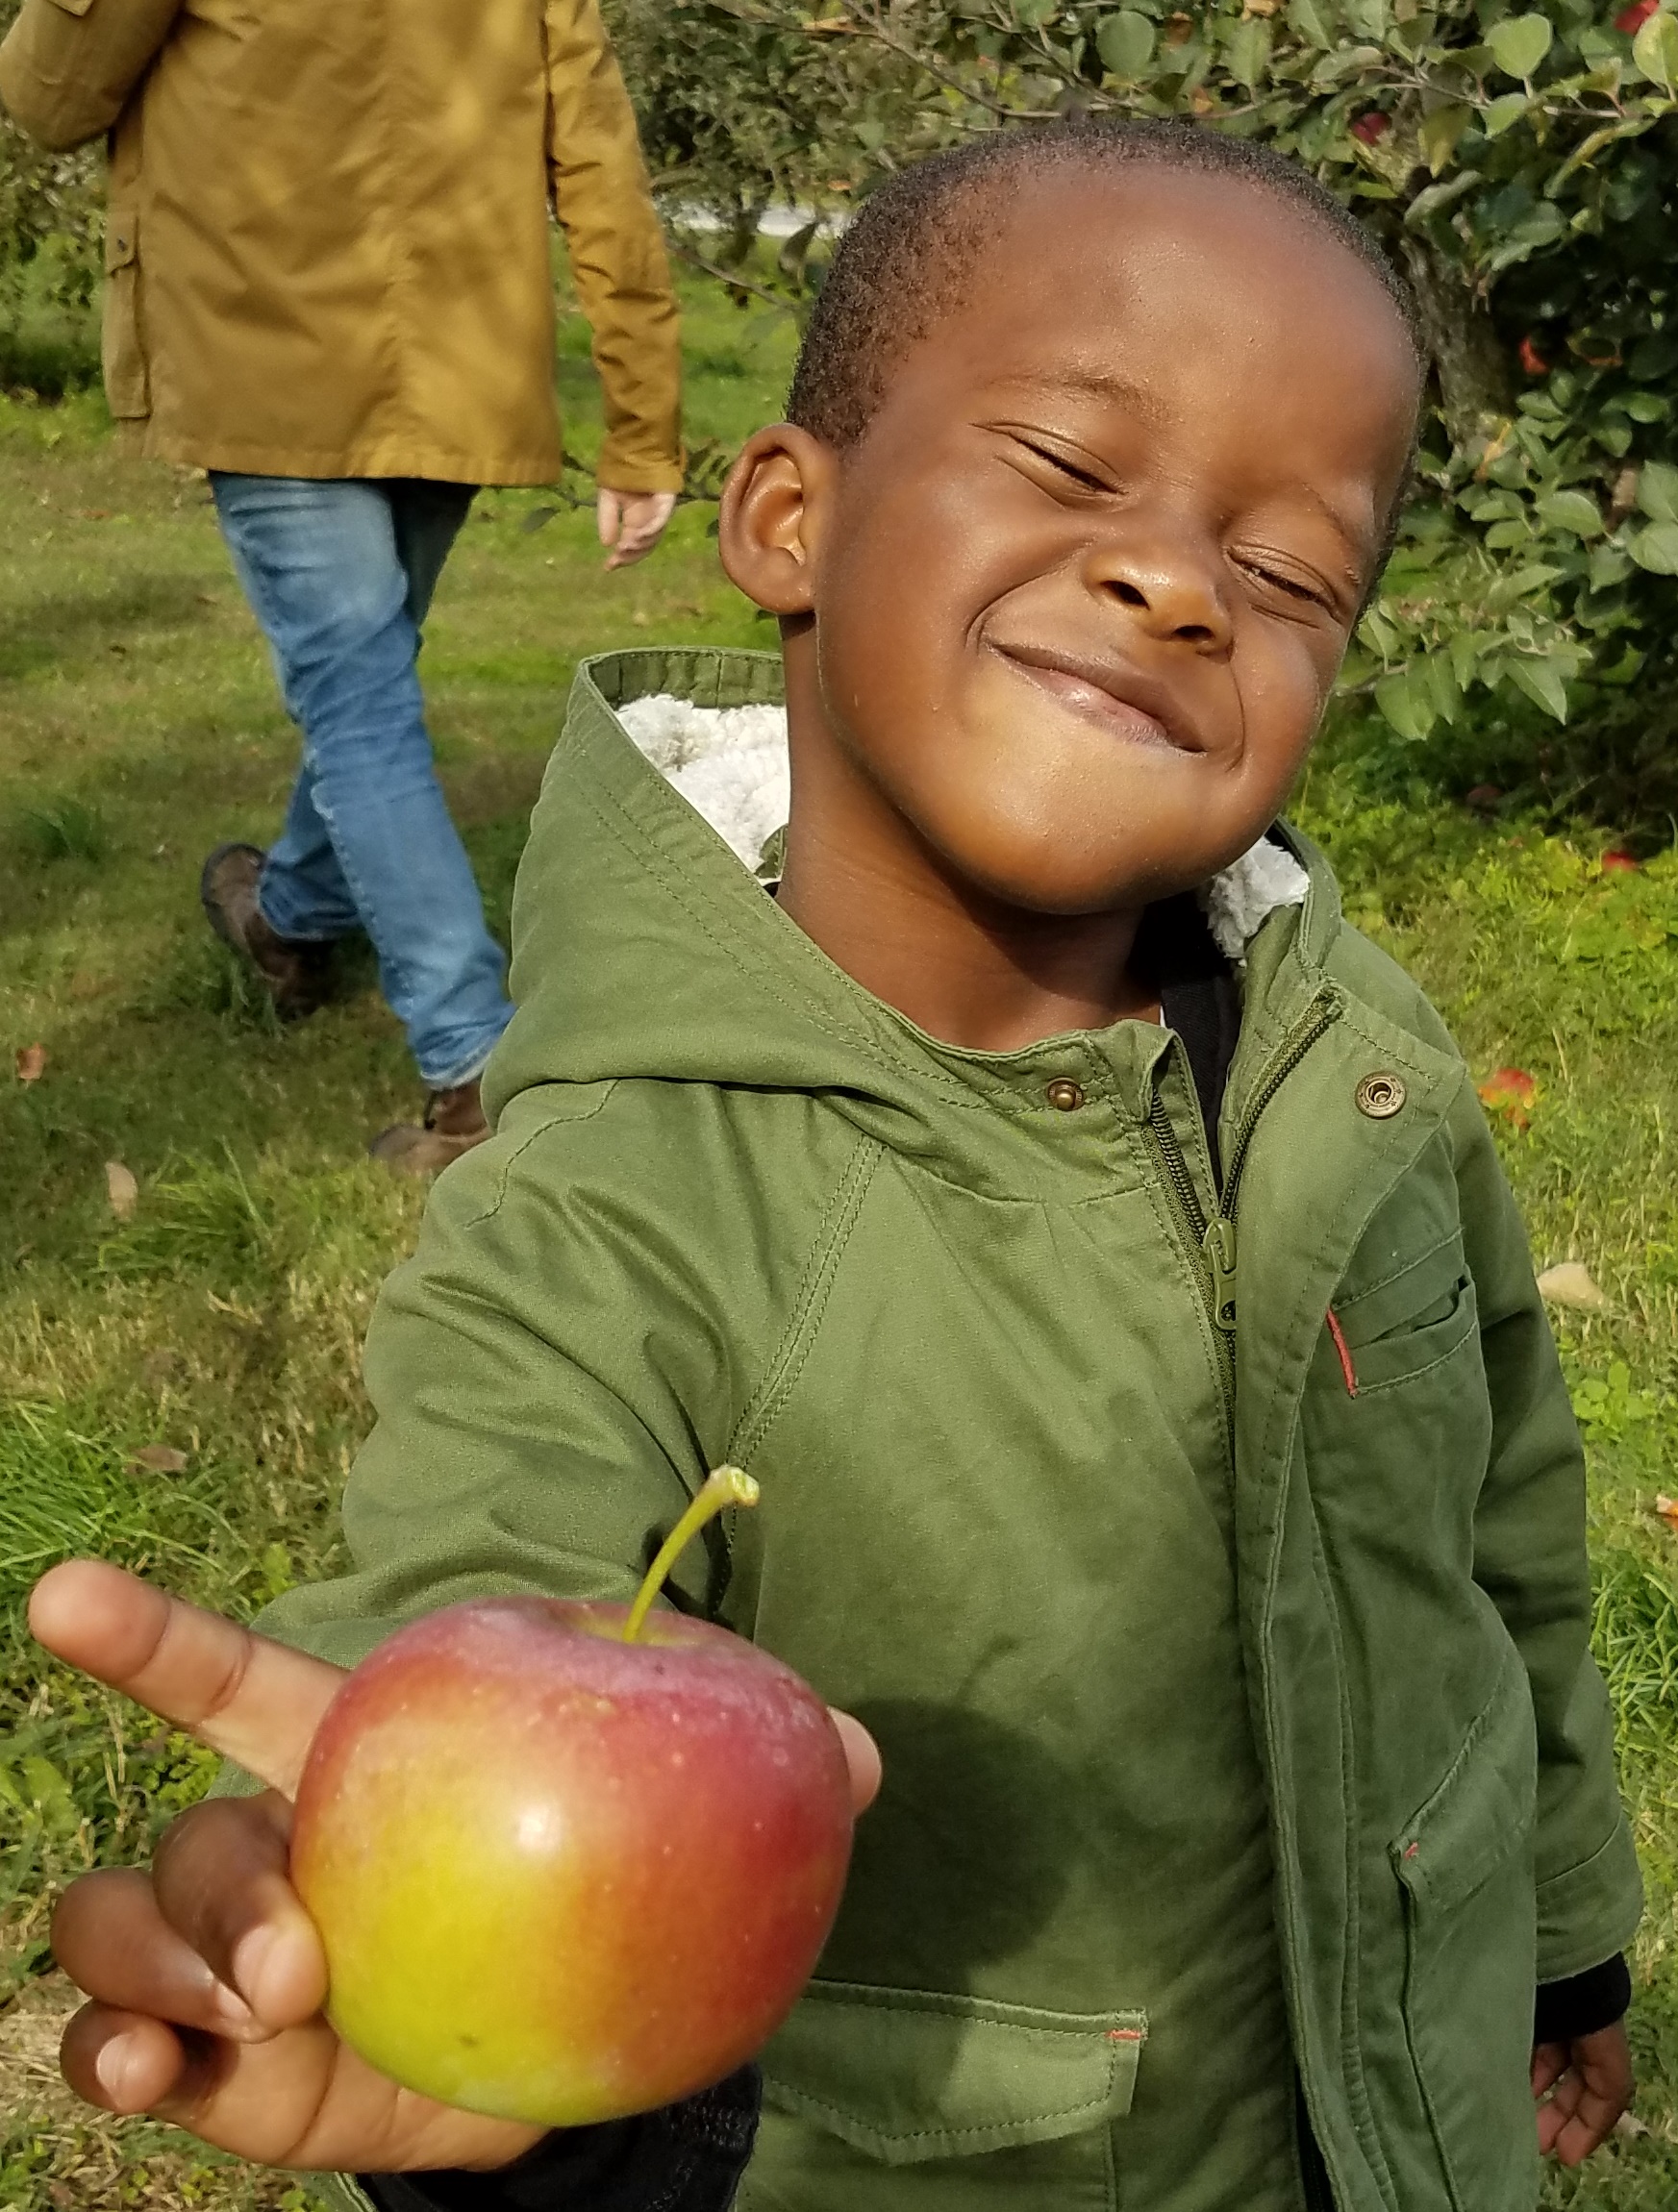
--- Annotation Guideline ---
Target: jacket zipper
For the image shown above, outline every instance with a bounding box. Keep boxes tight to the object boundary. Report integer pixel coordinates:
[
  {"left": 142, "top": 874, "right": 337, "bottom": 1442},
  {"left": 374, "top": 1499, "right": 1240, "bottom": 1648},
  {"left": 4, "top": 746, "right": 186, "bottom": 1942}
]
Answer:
[{"left": 1146, "top": 990, "right": 1342, "bottom": 1415}]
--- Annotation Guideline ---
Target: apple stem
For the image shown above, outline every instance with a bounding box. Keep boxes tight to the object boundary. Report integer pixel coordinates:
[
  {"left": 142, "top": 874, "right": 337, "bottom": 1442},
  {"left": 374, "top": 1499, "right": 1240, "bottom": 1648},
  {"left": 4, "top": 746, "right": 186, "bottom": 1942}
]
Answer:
[{"left": 622, "top": 1465, "right": 761, "bottom": 1643}]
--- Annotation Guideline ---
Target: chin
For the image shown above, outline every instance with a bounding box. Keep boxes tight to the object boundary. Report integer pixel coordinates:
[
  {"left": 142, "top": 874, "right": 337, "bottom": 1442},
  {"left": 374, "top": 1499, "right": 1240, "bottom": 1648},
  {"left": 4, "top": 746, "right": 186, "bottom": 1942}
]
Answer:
[
  {"left": 918, "top": 784, "right": 1231, "bottom": 919},
  {"left": 930, "top": 822, "right": 1196, "bottom": 917}
]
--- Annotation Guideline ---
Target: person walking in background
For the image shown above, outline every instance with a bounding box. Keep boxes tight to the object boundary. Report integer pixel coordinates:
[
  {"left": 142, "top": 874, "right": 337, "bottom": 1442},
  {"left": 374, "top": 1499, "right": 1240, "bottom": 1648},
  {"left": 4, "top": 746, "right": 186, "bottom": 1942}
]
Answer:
[{"left": 0, "top": 0, "right": 684, "bottom": 1174}]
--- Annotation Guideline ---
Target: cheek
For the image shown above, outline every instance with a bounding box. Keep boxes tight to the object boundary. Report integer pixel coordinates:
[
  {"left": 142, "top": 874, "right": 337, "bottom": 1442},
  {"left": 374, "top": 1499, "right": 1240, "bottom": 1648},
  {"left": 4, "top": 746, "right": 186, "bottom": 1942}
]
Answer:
[
  {"left": 814, "top": 468, "right": 989, "bottom": 727},
  {"left": 1233, "top": 620, "right": 1343, "bottom": 790}
]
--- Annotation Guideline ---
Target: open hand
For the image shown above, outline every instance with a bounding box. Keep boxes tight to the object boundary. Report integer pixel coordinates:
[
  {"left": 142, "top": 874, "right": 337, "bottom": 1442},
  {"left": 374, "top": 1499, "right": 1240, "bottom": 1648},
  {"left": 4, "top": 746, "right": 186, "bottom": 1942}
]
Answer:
[
  {"left": 1533, "top": 2021, "right": 1635, "bottom": 2165},
  {"left": 31, "top": 1559, "right": 880, "bottom": 2175},
  {"left": 596, "top": 486, "right": 676, "bottom": 570}
]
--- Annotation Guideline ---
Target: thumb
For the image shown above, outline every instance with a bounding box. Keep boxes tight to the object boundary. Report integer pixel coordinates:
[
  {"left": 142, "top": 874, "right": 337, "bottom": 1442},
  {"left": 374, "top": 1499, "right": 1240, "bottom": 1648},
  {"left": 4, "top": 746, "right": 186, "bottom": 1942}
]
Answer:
[{"left": 829, "top": 1707, "right": 882, "bottom": 1815}]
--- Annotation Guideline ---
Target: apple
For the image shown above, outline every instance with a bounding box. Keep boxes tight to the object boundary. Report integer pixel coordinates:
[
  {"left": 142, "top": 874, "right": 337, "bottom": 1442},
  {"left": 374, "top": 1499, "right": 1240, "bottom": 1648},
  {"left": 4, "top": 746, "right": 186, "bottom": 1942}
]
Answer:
[{"left": 289, "top": 1472, "right": 853, "bottom": 2128}]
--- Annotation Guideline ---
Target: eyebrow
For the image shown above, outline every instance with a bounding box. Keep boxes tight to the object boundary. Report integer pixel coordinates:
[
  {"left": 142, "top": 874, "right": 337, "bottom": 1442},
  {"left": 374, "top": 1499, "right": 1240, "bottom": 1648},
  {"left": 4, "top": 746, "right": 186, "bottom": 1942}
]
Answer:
[{"left": 990, "top": 366, "right": 1173, "bottom": 434}]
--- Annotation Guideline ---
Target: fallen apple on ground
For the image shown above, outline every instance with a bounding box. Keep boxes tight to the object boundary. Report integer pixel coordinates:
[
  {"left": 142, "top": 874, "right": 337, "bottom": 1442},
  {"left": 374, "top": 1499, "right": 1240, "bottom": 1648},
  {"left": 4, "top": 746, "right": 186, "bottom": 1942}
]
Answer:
[{"left": 289, "top": 1468, "right": 853, "bottom": 2126}]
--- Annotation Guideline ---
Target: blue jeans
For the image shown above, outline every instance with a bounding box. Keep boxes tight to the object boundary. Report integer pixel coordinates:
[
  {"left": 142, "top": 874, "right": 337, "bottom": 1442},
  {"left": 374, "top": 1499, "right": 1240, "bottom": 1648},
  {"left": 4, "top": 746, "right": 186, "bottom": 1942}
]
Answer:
[{"left": 211, "top": 474, "right": 513, "bottom": 1090}]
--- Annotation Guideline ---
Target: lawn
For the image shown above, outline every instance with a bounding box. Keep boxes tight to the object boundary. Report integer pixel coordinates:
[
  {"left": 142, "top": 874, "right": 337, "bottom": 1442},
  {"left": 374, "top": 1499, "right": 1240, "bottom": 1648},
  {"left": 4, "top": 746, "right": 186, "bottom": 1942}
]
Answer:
[{"left": 4, "top": 264, "right": 1678, "bottom": 2208}]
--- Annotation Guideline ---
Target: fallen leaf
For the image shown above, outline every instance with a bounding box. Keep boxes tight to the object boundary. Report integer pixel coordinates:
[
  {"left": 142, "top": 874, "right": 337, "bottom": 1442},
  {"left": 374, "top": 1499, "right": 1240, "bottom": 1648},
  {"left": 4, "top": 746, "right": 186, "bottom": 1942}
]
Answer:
[
  {"left": 1518, "top": 335, "right": 1548, "bottom": 378},
  {"left": 106, "top": 1160, "right": 138, "bottom": 1220},
  {"left": 1537, "top": 1261, "right": 1609, "bottom": 1311},
  {"left": 1653, "top": 1497, "right": 1678, "bottom": 1534},
  {"left": 1465, "top": 783, "right": 1503, "bottom": 812},
  {"left": 127, "top": 1444, "right": 189, "bottom": 1475},
  {"left": 1478, "top": 1066, "right": 1537, "bottom": 1129},
  {"left": 14, "top": 1043, "right": 46, "bottom": 1083},
  {"left": 1600, "top": 848, "right": 1640, "bottom": 874}
]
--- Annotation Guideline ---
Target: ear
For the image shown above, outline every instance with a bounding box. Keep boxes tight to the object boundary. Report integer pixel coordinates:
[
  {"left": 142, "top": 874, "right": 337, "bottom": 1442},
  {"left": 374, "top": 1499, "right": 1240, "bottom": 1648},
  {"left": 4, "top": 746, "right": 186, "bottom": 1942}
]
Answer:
[{"left": 718, "top": 424, "right": 839, "bottom": 617}]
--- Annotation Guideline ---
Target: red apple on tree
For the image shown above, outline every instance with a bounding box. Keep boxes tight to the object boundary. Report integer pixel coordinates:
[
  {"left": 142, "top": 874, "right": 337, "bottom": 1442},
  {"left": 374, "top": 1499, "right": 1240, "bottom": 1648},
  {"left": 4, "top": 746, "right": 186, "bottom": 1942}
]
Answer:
[{"left": 289, "top": 1469, "right": 853, "bottom": 2127}]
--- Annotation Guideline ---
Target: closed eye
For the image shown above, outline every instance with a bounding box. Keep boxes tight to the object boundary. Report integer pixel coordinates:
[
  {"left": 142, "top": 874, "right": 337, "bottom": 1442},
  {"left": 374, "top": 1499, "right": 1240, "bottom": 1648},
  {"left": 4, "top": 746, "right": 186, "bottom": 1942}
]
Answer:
[
  {"left": 1237, "top": 557, "right": 1335, "bottom": 613},
  {"left": 1010, "top": 434, "right": 1113, "bottom": 496}
]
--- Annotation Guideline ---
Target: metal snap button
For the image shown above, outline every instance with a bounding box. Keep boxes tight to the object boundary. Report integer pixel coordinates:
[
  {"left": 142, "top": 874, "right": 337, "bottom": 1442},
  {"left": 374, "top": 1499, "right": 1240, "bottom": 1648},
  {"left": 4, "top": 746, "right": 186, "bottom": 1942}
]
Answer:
[
  {"left": 1355, "top": 1071, "right": 1407, "bottom": 1120},
  {"left": 1045, "top": 1078, "right": 1086, "bottom": 1112}
]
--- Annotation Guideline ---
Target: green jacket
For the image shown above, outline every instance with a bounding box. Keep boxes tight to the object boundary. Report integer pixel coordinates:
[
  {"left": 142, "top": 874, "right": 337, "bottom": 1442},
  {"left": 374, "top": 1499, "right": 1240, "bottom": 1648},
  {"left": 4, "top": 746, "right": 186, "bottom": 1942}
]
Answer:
[{"left": 268, "top": 648, "right": 1640, "bottom": 2212}]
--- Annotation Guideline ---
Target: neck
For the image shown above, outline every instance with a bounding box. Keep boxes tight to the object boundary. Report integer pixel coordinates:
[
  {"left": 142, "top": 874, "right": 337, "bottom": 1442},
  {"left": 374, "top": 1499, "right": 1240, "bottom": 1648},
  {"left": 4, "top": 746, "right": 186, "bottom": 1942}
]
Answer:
[{"left": 774, "top": 647, "right": 1158, "bottom": 1053}]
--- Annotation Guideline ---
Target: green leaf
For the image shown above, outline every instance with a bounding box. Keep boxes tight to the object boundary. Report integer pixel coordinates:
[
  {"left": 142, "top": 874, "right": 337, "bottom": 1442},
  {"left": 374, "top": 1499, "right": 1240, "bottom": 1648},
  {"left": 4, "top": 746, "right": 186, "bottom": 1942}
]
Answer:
[
  {"left": 1223, "top": 15, "right": 1273, "bottom": 87},
  {"left": 1624, "top": 392, "right": 1670, "bottom": 422},
  {"left": 1487, "top": 12, "right": 1554, "bottom": 81},
  {"left": 1628, "top": 521, "right": 1678, "bottom": 573},
  {"left": 1633, "top": 7, "right": 1678, "bottom": 89},
  {"left": 19, "top": 1754, "right": 78, "bottom": 1836},
  {"left": 1341, "top": 0, "right": 1387, "bottom": 37},
  {"left": 1538, "top": 489, "right": 1606, "bottom": 538},
  {"left": 1417, "top": 104, "right": 1474, "bottom": 175},
  {"left": 1287, "top": 0, "right": 1332, "bottom": 48},
  {"left": 1423, "top": 651, "right": 1462, "bottom": 726},
  {"left": 1449, "top": 628, "right": 1482, "bottom": 688},
  {"left": 1590, "top": 543, "right": 1635, "bottom": 589},
  {"left": 1637, "top": 460, "right": 1678, "bottom": 524},
  {"left": 1096, "top": 9, "right": 1155, "bottom": 76},
  {"left": 1506, "top": 657, "right": 1569, "bottom": 722},
  {"left": 1375, "top": 666, "right": 1437, "bottom": 742},
  {"left": 1406, "top": 169, "right": 1482, "bottom": 227},
  {"left": 1481, "top": 90, "right": 1533, "bottom": 137}
]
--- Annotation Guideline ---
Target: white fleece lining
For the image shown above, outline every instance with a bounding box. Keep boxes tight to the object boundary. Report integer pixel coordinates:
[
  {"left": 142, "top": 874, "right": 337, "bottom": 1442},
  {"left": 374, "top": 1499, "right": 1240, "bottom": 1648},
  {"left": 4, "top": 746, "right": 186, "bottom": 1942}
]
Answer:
[{"left": 616, "top": 695, "right": 1307, "bottom": 958}]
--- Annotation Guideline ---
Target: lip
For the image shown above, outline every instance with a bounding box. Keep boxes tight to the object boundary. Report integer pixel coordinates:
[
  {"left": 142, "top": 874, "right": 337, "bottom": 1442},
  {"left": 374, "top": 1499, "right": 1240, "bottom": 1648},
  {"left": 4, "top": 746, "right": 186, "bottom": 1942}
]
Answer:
[{"left": 987, "top": 641, "right": 1200, "bottom": 754}]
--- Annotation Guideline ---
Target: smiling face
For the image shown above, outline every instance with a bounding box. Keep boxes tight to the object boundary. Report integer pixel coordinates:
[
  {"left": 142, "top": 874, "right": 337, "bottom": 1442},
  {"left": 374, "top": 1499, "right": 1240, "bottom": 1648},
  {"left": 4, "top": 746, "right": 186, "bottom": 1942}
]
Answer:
[{"left": 724, "top": 162, "right": 1419, "bottom": 928}]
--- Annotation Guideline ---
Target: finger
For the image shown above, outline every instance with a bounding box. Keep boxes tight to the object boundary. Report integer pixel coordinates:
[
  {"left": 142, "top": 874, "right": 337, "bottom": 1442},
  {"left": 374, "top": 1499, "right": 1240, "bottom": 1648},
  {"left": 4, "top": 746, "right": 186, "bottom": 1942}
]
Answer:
[
  {"left": 596, "top": 487, "right": 620, "bottom": 550},
  {"left": 152, "top": 1794, "right": 328, "bottom": 2028},
  {"left": 61, "top": 2003, "right": 198, "bottom": 2118},
  {"left": 29, "top": 1561, "right": 344, "bottom": 1797},
  {"left": 1531, "top": 2041, "right": 1568, "bottom": 2099},
  {"left": 53, "top": 1869, "right": 255, "bottom": 2040},
  {"left": 830, "top": 1708, "right": 882, "bottom": 1814},
  {"left": 1551, "top": 2077, "right": 1629, "bottom": 2166}
]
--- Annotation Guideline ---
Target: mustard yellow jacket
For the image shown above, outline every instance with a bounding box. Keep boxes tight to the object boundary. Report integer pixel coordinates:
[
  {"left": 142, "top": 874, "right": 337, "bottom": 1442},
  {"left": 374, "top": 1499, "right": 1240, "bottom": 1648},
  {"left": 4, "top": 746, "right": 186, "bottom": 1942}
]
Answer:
[{"left": 0, "top": 0, "right": 683, "bottom": 488}]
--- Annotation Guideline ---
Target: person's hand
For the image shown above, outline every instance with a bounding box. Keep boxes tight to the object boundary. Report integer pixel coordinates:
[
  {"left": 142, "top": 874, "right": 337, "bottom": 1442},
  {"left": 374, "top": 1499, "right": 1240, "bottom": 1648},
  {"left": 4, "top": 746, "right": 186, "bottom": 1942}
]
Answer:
[
  {"left": 597, "top": 486, "right": 677, "bottom": 570},
  {"left": 1533, "top": 2021, "right": 1635, "bottom": 2165},
  {"left": 30, "top": 1559, "right": 882, "bottom": 2174}
]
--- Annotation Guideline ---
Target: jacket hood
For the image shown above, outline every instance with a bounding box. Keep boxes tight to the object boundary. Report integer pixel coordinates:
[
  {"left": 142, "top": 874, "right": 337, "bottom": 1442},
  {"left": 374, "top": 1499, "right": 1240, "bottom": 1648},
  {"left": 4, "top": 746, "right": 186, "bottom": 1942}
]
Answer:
[{"left": 484, "top": 647, "right": 1338, "bottom": 1158}]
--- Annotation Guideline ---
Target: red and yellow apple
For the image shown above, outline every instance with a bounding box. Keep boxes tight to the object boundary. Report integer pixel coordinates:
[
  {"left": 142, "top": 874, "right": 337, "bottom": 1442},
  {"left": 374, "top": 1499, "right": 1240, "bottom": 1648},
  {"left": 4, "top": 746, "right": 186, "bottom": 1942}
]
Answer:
[{"left": 289, "top": 1478, "right": 853, "bottom": 2127}]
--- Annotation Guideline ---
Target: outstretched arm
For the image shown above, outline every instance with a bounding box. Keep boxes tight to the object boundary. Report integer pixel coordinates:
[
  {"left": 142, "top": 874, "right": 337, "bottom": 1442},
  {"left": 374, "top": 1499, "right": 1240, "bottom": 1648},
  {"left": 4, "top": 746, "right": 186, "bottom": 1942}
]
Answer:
[{"left": 0, "top": 0, "right": 183, "bottom": 149}]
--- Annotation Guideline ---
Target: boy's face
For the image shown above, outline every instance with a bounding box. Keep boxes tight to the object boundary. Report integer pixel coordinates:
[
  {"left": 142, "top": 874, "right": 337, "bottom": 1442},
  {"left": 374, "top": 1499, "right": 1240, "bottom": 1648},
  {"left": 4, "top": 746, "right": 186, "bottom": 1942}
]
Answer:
[{"left": 723, "top": 165, "right": 1419, "bottom": 917}]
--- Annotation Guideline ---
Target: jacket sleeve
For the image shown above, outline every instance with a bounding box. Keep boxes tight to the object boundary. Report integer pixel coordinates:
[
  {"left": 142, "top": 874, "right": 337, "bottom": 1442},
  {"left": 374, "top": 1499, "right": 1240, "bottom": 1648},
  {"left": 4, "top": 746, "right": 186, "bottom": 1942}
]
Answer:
[
  {"left": 1453, "top": 1085, "right": 1643, "bottom": 1985},
  {"left": 253, "top": 1098, "right": 738, "bottom": 1674},
  {"left": 540, "top": 0, "right": 682, "bottom": 497},
  {"left": 0, "top": 0, "right": 181, "bottom": 150}
]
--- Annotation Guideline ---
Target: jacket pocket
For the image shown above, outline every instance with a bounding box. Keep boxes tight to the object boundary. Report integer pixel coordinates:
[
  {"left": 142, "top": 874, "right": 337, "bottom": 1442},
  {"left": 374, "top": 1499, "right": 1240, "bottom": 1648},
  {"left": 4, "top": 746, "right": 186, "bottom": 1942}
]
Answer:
[
  {"left": 102, "top": 209, "right": 149, "bottom": 418},
  {"left": 1390, "top": 1644, "right": 1540, "bottom": 2212},
  {"left": 1333, "top": 1231, "right": 1477, "bottom": 1393},
  {"left": 761, "top": 1980, "right": 1147, "bottom": 2166}
]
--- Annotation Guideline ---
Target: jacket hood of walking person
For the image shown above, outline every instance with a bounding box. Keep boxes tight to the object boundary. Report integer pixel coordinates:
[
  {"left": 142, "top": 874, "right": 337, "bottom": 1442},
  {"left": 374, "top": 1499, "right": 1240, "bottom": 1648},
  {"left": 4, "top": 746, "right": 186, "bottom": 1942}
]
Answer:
[{"left": 0, "top": 14, "right": 1666, "bottom": 2212}]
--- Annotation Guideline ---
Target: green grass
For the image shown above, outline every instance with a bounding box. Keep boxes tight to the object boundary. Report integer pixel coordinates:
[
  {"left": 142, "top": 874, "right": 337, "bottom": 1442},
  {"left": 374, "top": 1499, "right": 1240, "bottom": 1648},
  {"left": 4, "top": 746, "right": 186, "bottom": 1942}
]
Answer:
[{"left": 3, "top": 261, "right": 1678, "bottom": 2202}]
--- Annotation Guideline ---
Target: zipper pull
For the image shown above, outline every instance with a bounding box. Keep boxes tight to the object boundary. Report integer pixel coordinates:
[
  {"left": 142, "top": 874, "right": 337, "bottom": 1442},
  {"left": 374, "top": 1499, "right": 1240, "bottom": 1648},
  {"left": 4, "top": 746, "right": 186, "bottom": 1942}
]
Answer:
[{"left": 1204, "top": 1216, "right": 1238, "bottom": 1330}]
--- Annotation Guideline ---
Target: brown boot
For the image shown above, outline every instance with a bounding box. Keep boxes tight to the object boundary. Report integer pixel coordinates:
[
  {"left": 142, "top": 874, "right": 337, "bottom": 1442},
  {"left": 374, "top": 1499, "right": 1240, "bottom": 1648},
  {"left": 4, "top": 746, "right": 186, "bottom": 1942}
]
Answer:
[
  {"left": 368, "top": 1079, "right": 490, "bottom": 1176},
  {"left": 200, "top": 843, "right": 335, "bottom": 1021}
]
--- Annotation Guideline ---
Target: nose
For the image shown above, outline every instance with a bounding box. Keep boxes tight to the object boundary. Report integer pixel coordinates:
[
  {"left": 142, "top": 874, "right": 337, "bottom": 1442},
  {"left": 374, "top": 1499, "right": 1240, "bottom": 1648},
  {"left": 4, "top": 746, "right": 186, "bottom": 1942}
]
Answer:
[{"left": 1086, "top": 527, "right": 1233, "bottom": 654}]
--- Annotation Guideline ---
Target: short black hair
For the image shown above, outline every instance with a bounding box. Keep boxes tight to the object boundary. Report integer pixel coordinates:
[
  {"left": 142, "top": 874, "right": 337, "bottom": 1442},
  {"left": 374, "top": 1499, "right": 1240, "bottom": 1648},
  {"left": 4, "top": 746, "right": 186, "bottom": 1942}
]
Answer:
[{"left": 787, "top": 118, "right": 1425, "bottom": 453}]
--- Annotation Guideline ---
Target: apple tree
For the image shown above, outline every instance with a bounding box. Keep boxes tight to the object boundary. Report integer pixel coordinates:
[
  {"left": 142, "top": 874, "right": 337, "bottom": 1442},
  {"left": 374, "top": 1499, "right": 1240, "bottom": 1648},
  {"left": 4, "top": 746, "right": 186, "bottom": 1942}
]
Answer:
[{"left": 611, "top": 0, "right": 1678, "bottom": 823}]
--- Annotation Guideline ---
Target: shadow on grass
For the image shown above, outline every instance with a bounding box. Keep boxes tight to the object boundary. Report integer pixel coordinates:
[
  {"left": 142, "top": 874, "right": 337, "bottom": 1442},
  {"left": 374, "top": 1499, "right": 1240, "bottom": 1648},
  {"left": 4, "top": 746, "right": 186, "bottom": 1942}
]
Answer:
[{"left": 0, "top": 576, "right": 218, "bottom": 683}]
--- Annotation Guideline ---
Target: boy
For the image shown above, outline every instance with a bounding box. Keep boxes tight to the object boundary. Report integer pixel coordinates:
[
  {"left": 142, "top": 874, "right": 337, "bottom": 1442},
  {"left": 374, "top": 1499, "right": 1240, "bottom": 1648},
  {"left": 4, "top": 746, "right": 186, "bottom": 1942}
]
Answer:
[{"left": 30, "top": 121, "right": 1641, "bottom": 2212}]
